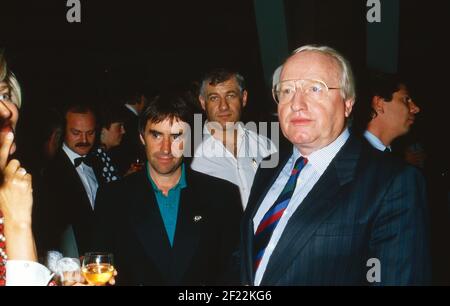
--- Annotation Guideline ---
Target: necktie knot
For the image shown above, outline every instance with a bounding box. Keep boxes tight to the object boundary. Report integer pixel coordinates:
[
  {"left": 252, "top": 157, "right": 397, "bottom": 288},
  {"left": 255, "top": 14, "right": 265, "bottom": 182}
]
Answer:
[{"left": 292, "top": 157, "right": 308, "bottom": 175}]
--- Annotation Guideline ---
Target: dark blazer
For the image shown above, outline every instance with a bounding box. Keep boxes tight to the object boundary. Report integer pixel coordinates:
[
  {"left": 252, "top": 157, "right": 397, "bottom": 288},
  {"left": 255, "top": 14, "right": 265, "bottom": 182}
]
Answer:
[
  {"left": 109, "top": 106, "right": 145, "bottom": 175},
  {"left": 92, "top": 167, "right": 243, "bottom": 286},
  {"left": 35, "top": 149, "right": 96, "bottom": 256},
  {"left": 241, "top": 135, "right": 431, "bottom": 286}
]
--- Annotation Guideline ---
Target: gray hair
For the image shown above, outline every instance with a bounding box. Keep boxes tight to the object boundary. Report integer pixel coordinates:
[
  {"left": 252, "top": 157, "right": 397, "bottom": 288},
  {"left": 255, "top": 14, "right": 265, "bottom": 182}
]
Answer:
[
  {"left": 199, "top": 68, "right": 246, "bottom": 98},
  {"left": 272, "top": 65, "right": 283, "bottom": 89},
  {"left": 290, "top": 45, "right": 355, "bottom": 103}
]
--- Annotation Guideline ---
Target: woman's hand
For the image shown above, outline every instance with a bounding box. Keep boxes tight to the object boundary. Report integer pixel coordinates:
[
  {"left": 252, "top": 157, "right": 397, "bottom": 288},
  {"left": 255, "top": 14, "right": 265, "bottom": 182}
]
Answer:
[
  {"left": 0, "top": 131, "right": 37, "bottom": 261},
  {"left": 0, "top": 159, "right": 33, "bottom": 226},
  {"left": 0, "top": 132, "right": 33, "bottom": 226}
]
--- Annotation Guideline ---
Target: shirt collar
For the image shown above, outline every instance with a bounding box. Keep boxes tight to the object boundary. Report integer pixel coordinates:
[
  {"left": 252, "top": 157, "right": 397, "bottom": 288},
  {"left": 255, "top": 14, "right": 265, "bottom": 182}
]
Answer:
[
  {"left": 124, "top": 104, "right": 139, "bottom": 116},
  {"left": 292, "top": 128, "right": 350, "bottom": 176},
  {"left": 62, "top": 143, "right": 85, "bottom": 166},
  {"left": 364, "top": 130, "right": 391, "bottom": 152},
  {"left": 146, "top": 162, "right": 187, "bottom": 194}
]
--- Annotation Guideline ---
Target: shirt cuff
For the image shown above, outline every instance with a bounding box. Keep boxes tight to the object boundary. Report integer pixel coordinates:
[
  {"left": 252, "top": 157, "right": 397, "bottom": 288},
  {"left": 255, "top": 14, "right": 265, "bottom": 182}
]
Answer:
[{"left": 6, "top": 260, "right": 53, "bottom": 286}]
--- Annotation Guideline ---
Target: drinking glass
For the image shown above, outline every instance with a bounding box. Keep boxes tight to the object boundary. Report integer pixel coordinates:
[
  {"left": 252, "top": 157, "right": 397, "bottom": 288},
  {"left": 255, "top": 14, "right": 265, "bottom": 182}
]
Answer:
[{"left": 81, "top": 252, "right": 114, "bottom": 286}]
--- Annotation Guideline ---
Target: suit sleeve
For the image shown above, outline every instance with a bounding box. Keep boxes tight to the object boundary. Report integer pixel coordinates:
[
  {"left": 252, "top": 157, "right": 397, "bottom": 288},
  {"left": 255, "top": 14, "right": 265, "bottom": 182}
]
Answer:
[
  {"left": 34, "top": 169, "right": 68, "bottom": 253},
  {"left": 91, "top": 184, "right": 119, "bottom": 253},
  {"left": 369, "top": 165, "right": 431, "bottom": 285},
  {"left": 215, "top": 182, "right": 243, "bottom": 284}
]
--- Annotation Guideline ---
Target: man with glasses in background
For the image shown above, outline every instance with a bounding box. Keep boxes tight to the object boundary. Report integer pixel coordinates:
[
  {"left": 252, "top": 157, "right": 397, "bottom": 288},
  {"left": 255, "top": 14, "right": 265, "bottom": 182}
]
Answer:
[{"left": 240, "top": 45, "right": 430, "bottom": 286}]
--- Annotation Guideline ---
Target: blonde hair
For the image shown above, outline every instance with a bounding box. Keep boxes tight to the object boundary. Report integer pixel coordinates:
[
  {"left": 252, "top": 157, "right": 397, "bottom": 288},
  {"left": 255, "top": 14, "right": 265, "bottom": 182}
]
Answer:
[
  {"left": 0, "top": 50, "right": 7, "bottom": 82},
  {"left": 0, "top": 50, "right": 22, "bottom": 108}
]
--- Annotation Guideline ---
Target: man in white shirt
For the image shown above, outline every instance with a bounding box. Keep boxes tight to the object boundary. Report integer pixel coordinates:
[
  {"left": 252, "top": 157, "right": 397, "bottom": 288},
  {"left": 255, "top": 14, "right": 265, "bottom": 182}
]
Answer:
[
  {"left": 36, "top": 104, "right": 100, "bottom": 258},
  {"left": 191, "top": 69, "right": 277, "bottom": 208}
]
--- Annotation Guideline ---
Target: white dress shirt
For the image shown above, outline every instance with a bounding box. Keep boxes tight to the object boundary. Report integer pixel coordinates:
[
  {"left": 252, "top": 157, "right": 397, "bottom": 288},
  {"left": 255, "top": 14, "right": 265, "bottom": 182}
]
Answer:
[
  {"left": 6, "top": 260, "right": 53, "bottom": 286},
  {"left": 252, "top": 129, "right": 350, "bottom": 285},
  {"left": 191, "top": 122, "right": 277, "bottom": 208},
  {"left": 364, "top": 130, "right": 391, "bottom": 152},
  {"left": 62, "top": 143, "right": 99, "bottom": 209}
]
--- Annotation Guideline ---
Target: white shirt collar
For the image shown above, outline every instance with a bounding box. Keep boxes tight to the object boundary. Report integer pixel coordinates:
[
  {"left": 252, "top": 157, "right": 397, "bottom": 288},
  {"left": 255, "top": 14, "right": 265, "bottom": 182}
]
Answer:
[
  {"left": 292, "top": 128, "right": 350, "bottom": 175},
  {"left": 124, "top": 104, "right": 139, "bottom": 116},
  {"left": 62, "top": 143, "right": 84, "bottom": 166},
  {"left": 364, "top": 130, "right": 391, "bottom": 152}
]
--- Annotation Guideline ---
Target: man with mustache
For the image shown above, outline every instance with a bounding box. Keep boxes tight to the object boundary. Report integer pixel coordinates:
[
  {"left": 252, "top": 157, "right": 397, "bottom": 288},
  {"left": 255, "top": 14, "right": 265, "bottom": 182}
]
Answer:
[
  {"left": 36, "top": 104, "right": 100, "bottom": 258},
  {"left": 93, "top": 93, "right": 242, "bottom": 285},
  {"left": 191, "top": 69, "right": 276, "bottom": 209},
  {"left": 358, "top": 71, "right": 421, "bottom": 153},
  {"left": 240, "top": 45, "right": 430, "bottom": 285}
]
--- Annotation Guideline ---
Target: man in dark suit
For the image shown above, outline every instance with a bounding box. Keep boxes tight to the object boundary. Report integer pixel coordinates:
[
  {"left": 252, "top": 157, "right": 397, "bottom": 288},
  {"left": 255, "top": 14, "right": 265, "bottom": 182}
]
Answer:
[
  {"left": 110, "top": 91, "right": 147, "bottom": 175},
  {"left": 352, "top": 71, "right": 421, "bottom": 153},
  {"left": 93, "top": 93, "right": 242, "bottom": 285},
  {"left": 241, "top": 45, "right": 430, "bottom": 286},
  {"left": 36, "top": 104, "right": 100, "bottom": 257}
]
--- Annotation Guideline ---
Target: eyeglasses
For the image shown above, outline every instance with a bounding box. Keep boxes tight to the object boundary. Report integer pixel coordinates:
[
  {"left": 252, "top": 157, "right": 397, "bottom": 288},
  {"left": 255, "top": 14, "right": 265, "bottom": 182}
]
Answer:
[{"left": 272, "top": 79, "right": 340, "bottom": 104}]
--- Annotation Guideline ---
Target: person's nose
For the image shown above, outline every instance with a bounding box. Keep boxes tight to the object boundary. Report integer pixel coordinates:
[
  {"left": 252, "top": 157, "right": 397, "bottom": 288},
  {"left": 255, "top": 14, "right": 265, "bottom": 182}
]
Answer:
[
  {"left": 161, "top": 136, "right": 171, "bottom": 154},
  {"left": 218, "top": 97, "right": 230, "bottom": 111},
  {"left": 0, "top": 101, "right": 13, "bottom": 120},
  {"left": 410, "top": 101, "right": 420, "bottom": 114},
  {"left": 81, "top": 133, "right": 88, "bottom": 143},
  {"left": 409, "top": 100, "right": 420, "bottom": 114},
  {"left": 290, "top": 87, "right": 308, "bottom": 112},
  {"left": 121, "top": 126, "right": 126, "bottom": 135}
]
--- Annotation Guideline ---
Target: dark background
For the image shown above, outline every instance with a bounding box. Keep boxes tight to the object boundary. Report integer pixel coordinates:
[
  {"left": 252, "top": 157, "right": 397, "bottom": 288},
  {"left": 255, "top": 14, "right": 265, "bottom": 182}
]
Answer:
[
  {"left": 1, "top": 0, "right": 449, "bottom": 283},
  {"left": 1, "top": 1, "right": 448, "bottom": 150},
  {"left": 1, "top": 1, "right": 449, "bottom": 126}
]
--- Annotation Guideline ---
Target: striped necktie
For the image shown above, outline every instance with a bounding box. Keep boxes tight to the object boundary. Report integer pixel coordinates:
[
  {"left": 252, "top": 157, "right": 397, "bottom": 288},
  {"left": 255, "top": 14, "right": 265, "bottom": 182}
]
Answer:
[{"left": 253, "top": 157, "right": 308, "bottom": 272}]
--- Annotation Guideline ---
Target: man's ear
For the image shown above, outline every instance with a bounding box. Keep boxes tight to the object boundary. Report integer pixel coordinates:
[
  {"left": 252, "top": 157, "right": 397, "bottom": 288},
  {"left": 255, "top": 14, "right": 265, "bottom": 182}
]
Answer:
[
  {"left": 241, "top": 90, "right": 248, "bottom": 108},
  {"left": 372, "top": 96, "right": 385, "bottom": 115},
  {"left": 139, "top": 133, "right": 146, "bottom": 146},
  {"left": 199, "top": 95, "right": 206, "bottom": 111},
  {"left": 344, "top": 98, "right": 354, "bottom": 118}
]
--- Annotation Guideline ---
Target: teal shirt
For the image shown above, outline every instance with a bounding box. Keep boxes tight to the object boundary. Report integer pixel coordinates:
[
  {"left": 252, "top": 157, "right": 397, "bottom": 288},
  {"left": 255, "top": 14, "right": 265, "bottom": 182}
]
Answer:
[{"left": 146, "top": 163, "right": 187, "bottom": 247}]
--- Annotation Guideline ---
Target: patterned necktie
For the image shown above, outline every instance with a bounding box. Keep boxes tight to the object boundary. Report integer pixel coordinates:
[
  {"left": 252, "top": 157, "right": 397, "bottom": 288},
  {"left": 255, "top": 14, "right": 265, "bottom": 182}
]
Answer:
[{"left": 253, "top": 157, "right": 308, "bottom": 272}]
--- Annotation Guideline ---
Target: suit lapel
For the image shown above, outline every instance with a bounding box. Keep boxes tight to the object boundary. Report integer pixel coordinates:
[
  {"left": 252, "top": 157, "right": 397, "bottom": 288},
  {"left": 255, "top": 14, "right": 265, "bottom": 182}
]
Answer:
[
  {"left": 129, "top": 171, "right": 172, "bottom": 278},
  {"left": 171, "top": 181, "right": 201, "bottom": 282},
  {"left": 58, "top": 150, "right": 93, "bottom": 213},
  {"left": 261, "top": 136, "right": 362, "bottom": 285},
  {"left": 243, "top": 151, "right": 291, "bottom": 284},
  {"left": 53, "top": 150, "right": 96, "bottom": 254}
]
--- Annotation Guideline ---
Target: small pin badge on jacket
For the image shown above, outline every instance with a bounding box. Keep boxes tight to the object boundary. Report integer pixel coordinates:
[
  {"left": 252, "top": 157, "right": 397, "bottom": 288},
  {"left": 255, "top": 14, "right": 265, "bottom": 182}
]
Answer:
[
  {"left": 252, "top": 158, "right": 258, "bottom": 170},
  {"left": 193, "top": 216, "right": 202, "bottom": 222}
]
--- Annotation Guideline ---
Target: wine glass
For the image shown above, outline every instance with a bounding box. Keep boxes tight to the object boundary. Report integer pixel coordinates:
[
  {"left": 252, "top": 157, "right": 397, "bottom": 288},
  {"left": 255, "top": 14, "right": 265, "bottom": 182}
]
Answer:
[{"left": 81, "top": 252, "right": 114, "bottom": 286}]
